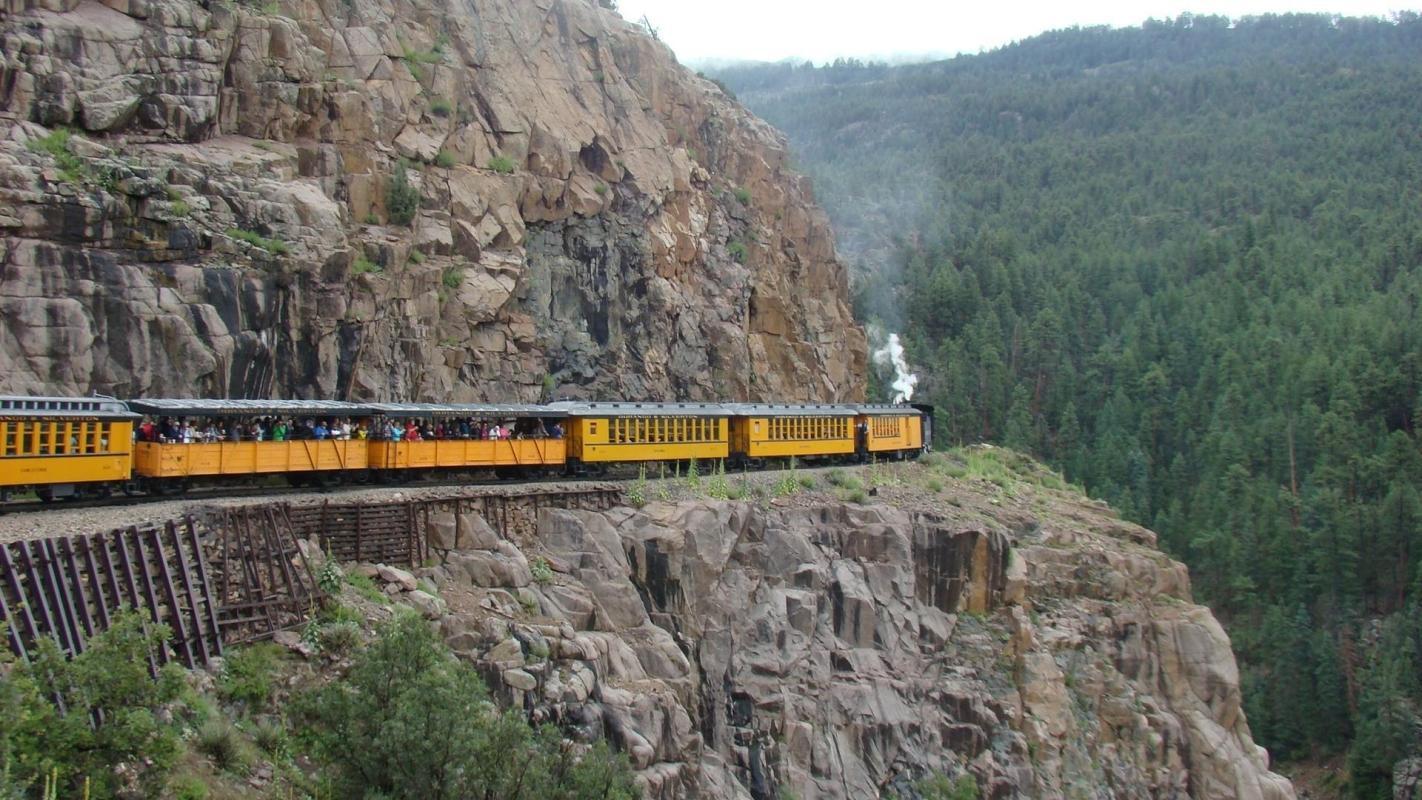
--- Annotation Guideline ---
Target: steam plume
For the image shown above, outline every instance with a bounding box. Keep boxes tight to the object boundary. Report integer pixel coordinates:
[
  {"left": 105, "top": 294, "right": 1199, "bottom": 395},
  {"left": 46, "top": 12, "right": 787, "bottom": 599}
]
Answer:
[{"left": 872, "top": 333, "right": 918, "bottom": 403}]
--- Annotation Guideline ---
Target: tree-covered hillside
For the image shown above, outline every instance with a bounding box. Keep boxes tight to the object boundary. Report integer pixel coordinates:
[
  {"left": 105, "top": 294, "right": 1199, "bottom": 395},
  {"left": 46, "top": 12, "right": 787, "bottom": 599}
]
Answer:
[{"left": 714, "top": 14, "right": 1422, "bottom": 797}]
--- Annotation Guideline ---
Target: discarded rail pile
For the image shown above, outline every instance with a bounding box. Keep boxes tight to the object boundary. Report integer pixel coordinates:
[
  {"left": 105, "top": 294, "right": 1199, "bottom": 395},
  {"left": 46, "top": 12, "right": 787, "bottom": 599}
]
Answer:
[{"left": 0, "top": 486, "right": 623, "bottom": 667}]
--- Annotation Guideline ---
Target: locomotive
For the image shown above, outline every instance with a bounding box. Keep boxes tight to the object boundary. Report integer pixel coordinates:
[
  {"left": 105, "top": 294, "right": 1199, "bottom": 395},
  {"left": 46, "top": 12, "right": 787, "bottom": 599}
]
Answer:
[{"left": 0, "top": 395, "right": 932, "bottom": 502}]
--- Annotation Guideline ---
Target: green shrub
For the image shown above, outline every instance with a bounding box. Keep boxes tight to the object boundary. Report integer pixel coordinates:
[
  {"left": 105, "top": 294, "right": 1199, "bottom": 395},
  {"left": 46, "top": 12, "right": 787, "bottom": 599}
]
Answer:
[
  {"left": 226, "top": 227, "right": 290, "bottom": 255},
  {"left": 316, "top": 558, "right": 343, "bottom": 595},
  {"left": 364, "top": 212, "right": 380, "bottom": 225},
  {"left": 352, "top": 256, "right": 383, "bottom": 275},
  {"left": 917, "top": 772, "right": 979, "bottom": 800},
  {"left": 346, "top": 573, "right": 388, "bottom": 604},
  {"left": 442, "top": 266, "right": 463, "bottom": 289},
  {"left": 727, "top": 240, "right": 747, "bottom": 263},
  {"left": 251, "top": 716, "right": 289, "bottom": 757},
  {"left": 295, "top": 612, "right": 638, "bottom": 800},
  {"left": 408, "top": 248, "right": 426, "bottom": 264},
  {"left": 487, "top": 155, "right": 516, "bottom": 174},
  {"left": 798, "top": 474, "right": 816, "bottom": 489},
  {"left": 318, "top": 601, "right": 364, "bottom": 627},
  {"left": 628, "top": 464, "right": 647, "bottom": 508},
  {"left": 733, "top": 186, "right": 751, "bottom": 204},
  {"left": 594, "top": 182, "right": 608, "bottom": 195},
  {"left": 387, "top": 161, "right": 420, "bottom": 225},
  {"left": 26, "top": 127, "right": 86, "bottom": 183},
  {"left": 219, "top": 642, "right": 284, "bottom": 711},
  {"left": 317, "top": 622, "right": 362, "bottom": 658},
  {"left": 774, "top": 474, "right": 800, "bottom": 497},
  {"left": 530, "top": 557, "right": 554, "bottom": 585},
  {"left": 707, "top": 459, "right": 730, "bottom": 500},
  {"left": 165, "top": 186, "right": 193, "bottom": 217},
  {"left": 171, "top": 774, "right": 211, "bottom": 800},
  {"left": 0, "top": 610, "right": 185, "bottom": 798},
  {"left": 435, "top": 149, "right": 457, "bottom": 168},
  {"left": 844, "top": 488, "right": 869, "bottom": 504},
  {"left": 429, "top": 97, "right": 453, "bottom": 117},
  {"left": 402, "top": 45, "right": 443, "bottom": 65},
  {"left": 195, "top": 718, "right": 249, "bottom": 773}
]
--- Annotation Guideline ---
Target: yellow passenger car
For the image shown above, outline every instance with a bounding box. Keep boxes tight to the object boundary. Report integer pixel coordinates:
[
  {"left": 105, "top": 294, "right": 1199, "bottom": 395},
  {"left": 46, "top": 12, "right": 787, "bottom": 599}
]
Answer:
[
  {"left": 727, "top": 404, "right": 857, "bottom": 461},
  {"left": 128, "top": 399, "right": 372, "bottom": 489},
  {"left": 859, "top": 405, "right": 924, "bottom": 457},
  {"left": 366, "top": 403, "right": 566, "bottom": 473},
  {"left": 0, "top": 396, "right": 137, "bottom": 500},
  {"left": 551, "top": 402, "right": 729, "bottom": 464}
]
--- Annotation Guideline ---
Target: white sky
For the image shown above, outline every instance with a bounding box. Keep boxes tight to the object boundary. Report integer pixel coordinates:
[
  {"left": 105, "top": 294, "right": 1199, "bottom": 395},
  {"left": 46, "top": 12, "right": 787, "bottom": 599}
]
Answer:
[{"left": 613, "top": 0, "right": 1415, "bottom": 64}]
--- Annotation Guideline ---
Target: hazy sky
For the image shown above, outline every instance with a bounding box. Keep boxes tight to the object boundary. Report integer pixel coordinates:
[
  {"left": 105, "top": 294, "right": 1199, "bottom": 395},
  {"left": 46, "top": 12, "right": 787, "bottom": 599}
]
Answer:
[{"left": 613, "top": 0, "right": 1413, "bottom": 64}]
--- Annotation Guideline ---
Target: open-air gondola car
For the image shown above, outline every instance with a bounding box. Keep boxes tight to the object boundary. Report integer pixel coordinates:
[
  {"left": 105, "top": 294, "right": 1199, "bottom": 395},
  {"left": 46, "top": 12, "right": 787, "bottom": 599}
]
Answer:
[{"left": 365, "top": 403, "right": 566, "bottom": 475}]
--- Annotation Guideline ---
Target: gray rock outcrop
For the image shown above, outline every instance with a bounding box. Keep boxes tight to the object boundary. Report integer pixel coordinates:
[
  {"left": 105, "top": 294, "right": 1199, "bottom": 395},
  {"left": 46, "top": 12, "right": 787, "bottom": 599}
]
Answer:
[
  {"left": 0, "top": 0, "right": 865, "bottom": 401},
  {"left": 419, "top": 488, "right": 1296, "bottom": 799}
]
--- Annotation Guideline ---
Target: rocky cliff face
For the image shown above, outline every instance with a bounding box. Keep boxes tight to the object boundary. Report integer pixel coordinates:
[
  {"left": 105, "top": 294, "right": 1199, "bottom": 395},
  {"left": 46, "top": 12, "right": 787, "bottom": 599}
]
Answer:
[
  {"left": 396, "top": 457, "right": 1296, "bottom": 799},
  {"left": 0, "top": 0, "right": 864, "bottom": 401}
]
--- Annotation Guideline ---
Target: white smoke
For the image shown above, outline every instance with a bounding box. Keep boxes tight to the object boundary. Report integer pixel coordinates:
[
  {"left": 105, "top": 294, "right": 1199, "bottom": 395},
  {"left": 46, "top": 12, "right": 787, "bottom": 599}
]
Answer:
[{"left": 872, "top": 333, "right": 918, "bottom": 404}]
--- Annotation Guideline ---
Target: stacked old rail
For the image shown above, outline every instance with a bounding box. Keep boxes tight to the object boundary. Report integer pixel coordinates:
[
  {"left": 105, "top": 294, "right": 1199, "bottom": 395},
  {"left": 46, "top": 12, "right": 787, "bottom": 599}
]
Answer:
[{"left": 1, "top": 485, "right": 623, "bottom": 667}]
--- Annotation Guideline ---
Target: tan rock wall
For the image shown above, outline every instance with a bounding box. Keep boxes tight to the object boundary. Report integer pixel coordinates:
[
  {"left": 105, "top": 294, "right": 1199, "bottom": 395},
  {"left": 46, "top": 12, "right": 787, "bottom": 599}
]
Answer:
[{"left": 0, "top": 0, "right": 865, "bottom": 401}]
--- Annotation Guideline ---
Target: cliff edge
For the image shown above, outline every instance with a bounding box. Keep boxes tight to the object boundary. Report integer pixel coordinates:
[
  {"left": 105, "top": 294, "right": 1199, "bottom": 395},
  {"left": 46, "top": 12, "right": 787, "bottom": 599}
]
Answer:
[
  {"left": 384, "top": 451, "right": 1297, "bottom": 798},
  {"left": 0, "top": 0, "right": 865, "bottom": 400}
]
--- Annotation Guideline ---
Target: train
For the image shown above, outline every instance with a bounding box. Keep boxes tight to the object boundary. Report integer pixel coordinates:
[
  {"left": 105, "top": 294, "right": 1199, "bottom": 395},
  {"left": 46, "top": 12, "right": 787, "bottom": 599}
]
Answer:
[{"left": 0, "top": 395, "right": 934, "bottom": 502}]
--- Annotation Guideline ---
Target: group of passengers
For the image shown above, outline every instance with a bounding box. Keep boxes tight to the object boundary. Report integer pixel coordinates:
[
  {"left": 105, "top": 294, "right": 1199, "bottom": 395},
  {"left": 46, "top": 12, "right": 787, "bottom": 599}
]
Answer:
[
  {"left": 135, "top": 416, "right": 563, "bottom": 444},
  {"left": 369, "top": 418, "right": 563, "bottom": 441},
  {"left": 136, "top": 417, "right": 369, "bottom": 444}
]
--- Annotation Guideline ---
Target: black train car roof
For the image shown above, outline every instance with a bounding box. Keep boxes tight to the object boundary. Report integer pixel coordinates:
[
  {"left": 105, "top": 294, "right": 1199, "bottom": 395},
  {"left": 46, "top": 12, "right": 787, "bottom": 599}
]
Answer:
[
  {"left": 368, "top": 403, "right": 563, "bottom": 419},
  {"left": 0, "top": 395, "right": 137, "bottom": 419},
  {"left": 856, "top": 404, "right": 922, "bottom": 416},
  {"left": 126, "top": 398, "right": 374, "bottom": 417},
  {"left": 722, "top": 403, "right": 860, "bottom": 417},
  {"left": 547, "top": 401, "right": 730, "bottom": 417}
]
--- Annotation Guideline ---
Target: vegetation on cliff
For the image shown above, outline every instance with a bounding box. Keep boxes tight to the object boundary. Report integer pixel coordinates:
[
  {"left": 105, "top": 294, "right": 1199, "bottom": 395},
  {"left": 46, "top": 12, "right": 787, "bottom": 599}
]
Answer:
[
  {"left": 0, "top": 609, "right": 637, "bottom": 799},
  {"left": 714, "top": 13, "right": 1422, "bottom": 796}
]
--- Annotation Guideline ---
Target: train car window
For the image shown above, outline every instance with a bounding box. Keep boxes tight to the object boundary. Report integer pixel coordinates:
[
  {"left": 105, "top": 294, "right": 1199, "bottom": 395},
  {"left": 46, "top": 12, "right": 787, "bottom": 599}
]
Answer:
[
  {"left": 20, "top": 423, "right": 32, "bottom": 455},
  {"left": 2, "top": 422, "right": 12, "bottom": 456},
  {"left": 589, "top": 422, "right": 598, "bottom": 437}
]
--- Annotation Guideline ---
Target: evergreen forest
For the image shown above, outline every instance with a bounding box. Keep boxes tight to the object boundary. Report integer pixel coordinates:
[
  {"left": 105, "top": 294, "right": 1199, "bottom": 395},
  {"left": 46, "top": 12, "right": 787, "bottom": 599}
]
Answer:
[{"left": 713, "top": 13, "right": 1422, "bottom": 796}]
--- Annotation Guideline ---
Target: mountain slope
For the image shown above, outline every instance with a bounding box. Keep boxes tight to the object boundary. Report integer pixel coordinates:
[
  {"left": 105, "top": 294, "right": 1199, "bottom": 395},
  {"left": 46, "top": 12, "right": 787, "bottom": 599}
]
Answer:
[{"left": 0, "top": 0, "right": 866, "bottom": 402}]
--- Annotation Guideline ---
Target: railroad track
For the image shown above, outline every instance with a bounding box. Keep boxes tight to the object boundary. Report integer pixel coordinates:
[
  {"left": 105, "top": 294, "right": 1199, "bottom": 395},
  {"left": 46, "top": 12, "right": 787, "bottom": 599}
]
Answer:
[{"left": 0, "top": 471, "right": 627, "bottom": 516}]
